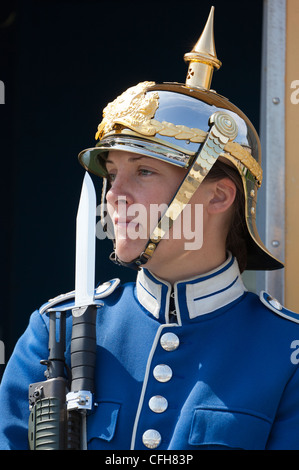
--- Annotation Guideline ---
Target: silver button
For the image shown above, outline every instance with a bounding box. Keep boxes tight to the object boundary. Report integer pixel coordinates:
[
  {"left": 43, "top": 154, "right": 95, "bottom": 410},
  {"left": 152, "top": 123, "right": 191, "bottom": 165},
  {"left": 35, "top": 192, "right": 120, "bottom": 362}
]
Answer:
[
  {"left": 268, "top": 296, "right": 283, "bottom": 311},
  {"left": 160, "top": 332, "right": 180, "bottom": 351},
  {"left": 153, "top": 364, "right": 173, "bottom": 383},
  {"left": 149, "top": 395, "right": 168, "bottom": 413},
  {"left": 142, "top": 429, "right": 161, "bottom": 449}
]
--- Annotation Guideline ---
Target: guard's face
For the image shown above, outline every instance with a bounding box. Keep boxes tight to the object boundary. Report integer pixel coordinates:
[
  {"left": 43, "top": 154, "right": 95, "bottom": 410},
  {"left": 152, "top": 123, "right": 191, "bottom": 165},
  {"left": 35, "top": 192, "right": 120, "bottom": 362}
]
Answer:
[{"left": 105, "top": 150, "right": 187, "bottom": 263}]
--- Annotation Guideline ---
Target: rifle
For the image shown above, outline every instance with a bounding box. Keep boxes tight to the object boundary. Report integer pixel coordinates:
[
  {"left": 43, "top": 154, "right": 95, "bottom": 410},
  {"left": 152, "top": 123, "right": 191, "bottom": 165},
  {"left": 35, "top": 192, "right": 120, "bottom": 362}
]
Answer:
[
  {"left": 28, "top": 309, "right": 81, "bottom": 450},
  {"left": 28, "top": 173, "right": 97, "bottom": 450}
]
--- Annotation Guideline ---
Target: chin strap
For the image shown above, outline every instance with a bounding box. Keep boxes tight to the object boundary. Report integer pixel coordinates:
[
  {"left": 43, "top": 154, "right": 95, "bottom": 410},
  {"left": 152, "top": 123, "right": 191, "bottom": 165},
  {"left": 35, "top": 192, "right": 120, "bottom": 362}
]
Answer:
[
  {"left": 109, "top": 250, "right": 143, "bottom": 270},
  {"left": 110, "top": 111, "right": 238, "bottom": 270}
]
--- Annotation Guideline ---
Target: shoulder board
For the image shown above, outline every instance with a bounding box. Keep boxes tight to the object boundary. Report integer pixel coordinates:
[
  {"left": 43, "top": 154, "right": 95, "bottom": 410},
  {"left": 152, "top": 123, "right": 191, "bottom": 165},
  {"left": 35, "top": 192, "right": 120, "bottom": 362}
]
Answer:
[
  {"left": 260, "top": 290, "right": 299, "bottom": 324},
  {"left": 39, "top": 278, "right": 121, "bottom": 315}
]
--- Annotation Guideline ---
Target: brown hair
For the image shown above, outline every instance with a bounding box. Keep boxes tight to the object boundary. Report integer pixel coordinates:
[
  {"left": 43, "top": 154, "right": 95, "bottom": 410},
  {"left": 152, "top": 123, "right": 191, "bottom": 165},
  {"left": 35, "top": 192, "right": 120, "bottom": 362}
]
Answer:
[{"left": 205, "top": 159, "right": 247, "bottom": 272}]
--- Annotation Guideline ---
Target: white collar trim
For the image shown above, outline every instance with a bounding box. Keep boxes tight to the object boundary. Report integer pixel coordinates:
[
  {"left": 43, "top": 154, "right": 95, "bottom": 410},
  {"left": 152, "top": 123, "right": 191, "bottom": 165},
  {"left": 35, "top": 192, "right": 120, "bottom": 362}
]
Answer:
[
  {"left": 136, "top": 254, "right": 246, "bottom": 322},
  {"left": 184, "top": 258, "right": 245, "bottom": 318},
  {"left": 137, "top": 269, "right": 170, "bottom": 319}
]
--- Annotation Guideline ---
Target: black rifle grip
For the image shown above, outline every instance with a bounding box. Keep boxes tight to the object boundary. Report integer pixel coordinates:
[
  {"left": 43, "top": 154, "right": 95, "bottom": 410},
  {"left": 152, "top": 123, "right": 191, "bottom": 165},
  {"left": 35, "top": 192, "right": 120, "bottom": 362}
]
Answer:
[{"left": 70, "top": 304, "right": 97, "bottom": 393}]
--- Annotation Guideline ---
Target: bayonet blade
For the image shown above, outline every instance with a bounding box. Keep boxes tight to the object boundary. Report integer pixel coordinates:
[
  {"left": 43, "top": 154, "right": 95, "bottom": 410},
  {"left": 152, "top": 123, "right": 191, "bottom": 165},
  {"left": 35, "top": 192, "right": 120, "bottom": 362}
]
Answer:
[{"left": 74, "top": 172, "right": 96, "bottom": 307}]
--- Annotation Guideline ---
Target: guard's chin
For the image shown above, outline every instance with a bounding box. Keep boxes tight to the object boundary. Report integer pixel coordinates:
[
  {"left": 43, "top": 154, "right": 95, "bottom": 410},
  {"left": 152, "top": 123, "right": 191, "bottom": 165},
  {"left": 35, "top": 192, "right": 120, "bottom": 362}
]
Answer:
[{"left": 114, "top": 240, "right": 147, "bottom": 264}]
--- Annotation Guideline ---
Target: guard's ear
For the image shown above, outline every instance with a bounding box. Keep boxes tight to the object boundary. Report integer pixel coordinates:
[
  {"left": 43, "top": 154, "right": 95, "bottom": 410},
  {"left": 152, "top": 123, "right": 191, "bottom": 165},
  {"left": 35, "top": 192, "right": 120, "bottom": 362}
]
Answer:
[{"left": 207, "top": 177, "right": 237, "bottom": 214}]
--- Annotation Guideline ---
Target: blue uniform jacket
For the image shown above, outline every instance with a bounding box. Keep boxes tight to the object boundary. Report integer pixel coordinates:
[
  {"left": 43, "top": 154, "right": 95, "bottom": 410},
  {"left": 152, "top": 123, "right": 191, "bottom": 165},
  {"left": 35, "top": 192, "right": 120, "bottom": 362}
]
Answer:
[{"left": 1, "top": 255, "right": 299, "bottom": 450}]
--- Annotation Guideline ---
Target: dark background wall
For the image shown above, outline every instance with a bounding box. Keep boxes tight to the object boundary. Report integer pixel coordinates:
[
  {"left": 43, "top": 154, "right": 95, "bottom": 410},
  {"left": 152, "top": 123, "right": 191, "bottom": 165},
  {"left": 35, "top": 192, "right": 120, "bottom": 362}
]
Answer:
[{"left": 0, "top": 0, "right": 263, "bottom": 378}]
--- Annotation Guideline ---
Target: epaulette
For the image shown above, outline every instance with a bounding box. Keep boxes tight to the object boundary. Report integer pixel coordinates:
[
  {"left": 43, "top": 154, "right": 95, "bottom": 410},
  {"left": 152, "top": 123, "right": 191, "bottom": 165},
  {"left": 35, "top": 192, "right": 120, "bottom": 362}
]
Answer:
[
  {"left": 260, "top": 290, "right": 299, "bottom": 324},
  {"left": 39, "top": 278, "right": 121, "bottom": 315}
]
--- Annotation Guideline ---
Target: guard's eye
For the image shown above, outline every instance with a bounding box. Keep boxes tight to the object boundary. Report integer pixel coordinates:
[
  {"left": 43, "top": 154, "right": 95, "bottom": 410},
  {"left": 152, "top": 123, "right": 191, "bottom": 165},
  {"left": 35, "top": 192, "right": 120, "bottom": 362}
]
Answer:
[
  {"left": 139, "top": 168, "right": 154, "bottom": 176},
  {"left": 107, "top": 173, "right": 116, "bottom": 182}
]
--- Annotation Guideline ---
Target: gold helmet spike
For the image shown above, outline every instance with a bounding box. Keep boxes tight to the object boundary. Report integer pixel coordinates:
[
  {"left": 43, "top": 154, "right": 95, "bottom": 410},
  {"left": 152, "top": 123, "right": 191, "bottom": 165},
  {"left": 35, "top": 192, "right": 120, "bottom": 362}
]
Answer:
[{"left": 184, "top": 6, "right": 222, "bottom": 90}]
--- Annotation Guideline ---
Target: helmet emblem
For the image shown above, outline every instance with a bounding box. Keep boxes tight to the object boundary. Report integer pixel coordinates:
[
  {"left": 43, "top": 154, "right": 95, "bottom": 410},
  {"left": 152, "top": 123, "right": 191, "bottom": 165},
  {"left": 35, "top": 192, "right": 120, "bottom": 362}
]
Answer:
[{"left": 95, "top": 81, "right": 159, "bottom": 140}]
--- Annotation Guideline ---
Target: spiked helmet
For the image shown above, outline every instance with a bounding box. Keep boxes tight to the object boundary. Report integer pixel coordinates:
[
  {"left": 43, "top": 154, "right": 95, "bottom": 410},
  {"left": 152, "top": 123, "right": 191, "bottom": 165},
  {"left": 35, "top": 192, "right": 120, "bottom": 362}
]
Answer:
[{"left": 78, "top": 7, "right": 283, "bottom": 272}]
